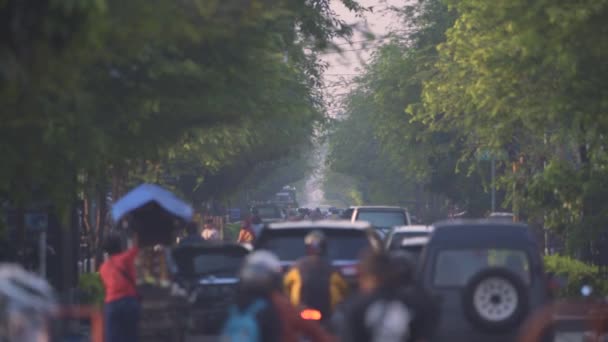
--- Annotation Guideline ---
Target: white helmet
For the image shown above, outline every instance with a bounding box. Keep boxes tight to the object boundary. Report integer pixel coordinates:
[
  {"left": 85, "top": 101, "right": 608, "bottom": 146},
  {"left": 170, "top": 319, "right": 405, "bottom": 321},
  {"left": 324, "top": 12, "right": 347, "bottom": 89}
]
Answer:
[
  {"left": 0, "top": 264, "right": 57, "bottom": 341},
  {"left": 239, "top": 250, "right": 282, "bottom": 288}
]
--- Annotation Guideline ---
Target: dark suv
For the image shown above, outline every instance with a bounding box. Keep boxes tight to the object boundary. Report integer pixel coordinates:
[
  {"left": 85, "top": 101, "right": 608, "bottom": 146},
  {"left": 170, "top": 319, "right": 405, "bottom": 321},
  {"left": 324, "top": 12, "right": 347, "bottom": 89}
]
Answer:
[
  {"left": 254, "top": 220, "right": 382, "bottom": 287},
  {"left": 172, "top": 243, "right": 249, "bottom": 335},
  {"left": 418, "top": 220, "right": 551, "bottom": 342}
]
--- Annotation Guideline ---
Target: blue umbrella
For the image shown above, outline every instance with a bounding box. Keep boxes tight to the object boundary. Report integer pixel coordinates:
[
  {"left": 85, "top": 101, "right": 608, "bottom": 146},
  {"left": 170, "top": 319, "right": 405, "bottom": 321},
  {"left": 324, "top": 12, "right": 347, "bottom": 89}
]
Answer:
[{"left": 111, "top": 184, "right": 193, "bottom": 223}]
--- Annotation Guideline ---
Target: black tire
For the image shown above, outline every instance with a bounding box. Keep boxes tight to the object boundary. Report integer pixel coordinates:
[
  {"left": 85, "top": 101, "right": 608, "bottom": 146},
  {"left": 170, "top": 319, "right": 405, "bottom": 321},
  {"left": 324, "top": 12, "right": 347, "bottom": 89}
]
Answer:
[{"left": 462, "top": 267, "right": 529, "bottom": 333}]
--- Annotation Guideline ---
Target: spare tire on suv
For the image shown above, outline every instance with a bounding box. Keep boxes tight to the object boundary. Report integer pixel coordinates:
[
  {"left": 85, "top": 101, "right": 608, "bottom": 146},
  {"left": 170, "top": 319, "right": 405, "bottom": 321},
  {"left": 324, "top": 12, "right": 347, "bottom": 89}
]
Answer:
[{"left": 462, "top": 267, "right": 529, "bottom": 334}]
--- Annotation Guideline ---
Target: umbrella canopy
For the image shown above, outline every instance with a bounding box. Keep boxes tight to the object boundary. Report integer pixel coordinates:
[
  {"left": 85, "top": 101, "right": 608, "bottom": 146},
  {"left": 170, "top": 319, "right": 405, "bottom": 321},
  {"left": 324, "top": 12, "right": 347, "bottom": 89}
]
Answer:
[{"left": 111, "top": 184, "right": 193, "bottom": 223}]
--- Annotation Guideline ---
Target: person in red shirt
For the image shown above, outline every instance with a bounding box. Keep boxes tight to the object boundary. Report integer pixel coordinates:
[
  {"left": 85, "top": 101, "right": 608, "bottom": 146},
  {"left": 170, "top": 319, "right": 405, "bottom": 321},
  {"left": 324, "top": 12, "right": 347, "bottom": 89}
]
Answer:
[{"left": 99, "top": 233, "right": 140, "bottom": 342}]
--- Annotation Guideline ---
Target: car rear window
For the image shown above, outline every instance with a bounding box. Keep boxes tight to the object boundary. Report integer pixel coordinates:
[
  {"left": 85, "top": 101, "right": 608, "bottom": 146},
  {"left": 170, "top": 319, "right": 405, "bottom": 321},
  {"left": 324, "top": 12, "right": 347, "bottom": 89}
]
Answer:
[
  {"left": 388, "top": 231, "right": 430, "bottom": 250},
  {"left": 174, "top": 250, "right": 245, "bottom": 277},
  {"left": 356, "top": 211, "right": 406, "bottom": 228},
  {"left": 257, "top": 229, "right": 370, "bottom": 261},
  {"left": 433, "top": 249, "right": 530, "bottom": 287}
]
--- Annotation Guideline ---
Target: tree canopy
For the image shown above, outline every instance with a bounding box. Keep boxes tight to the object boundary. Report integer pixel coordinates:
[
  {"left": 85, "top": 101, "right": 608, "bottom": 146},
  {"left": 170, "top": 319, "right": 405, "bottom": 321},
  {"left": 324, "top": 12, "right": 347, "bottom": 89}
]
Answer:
[
  {"left": 0, "top": 0, "right": 364, "bottom": 209},
  {"left": 328, "top": 0, "right": 608, "bottom": 262}
]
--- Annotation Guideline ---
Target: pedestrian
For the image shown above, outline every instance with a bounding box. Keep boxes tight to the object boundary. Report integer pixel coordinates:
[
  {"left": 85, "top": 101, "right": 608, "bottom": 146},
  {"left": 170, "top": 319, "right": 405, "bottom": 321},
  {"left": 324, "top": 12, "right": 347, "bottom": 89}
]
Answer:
[
  {"left": 221, "top": 251, "right": 282, "bottom": 342},
  {"left": 339, "top": 249, "right": 430, "bottom": 342},
  {"left": 178, "top": 221, "right": 205, "bottom": 245},
  {"left": 201, "top": 219, "right": 220, "bottom": 241},
  {"left": 284, "top": 230, "right": 349, "bottom": 324},
  {"left": 388, "top": 250, "right": 438, "bottom": 342},
  {"left": 99, "top": 233, "right": 140, "bottom": 342},
  {"left": 237, "top": 216, "right": 256, "bottom": 243}
]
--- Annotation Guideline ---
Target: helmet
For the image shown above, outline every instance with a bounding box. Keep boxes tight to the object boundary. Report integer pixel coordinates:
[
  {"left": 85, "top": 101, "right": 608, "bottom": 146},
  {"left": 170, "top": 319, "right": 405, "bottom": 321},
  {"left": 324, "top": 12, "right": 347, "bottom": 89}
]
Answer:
[
  {"left": 239, "top": 250, "right": 282, "bottom": 290},
  {"left": 304, "top": 230, "right": 327, "bottom": 256},
  {"left": 388, "top": 250, "right": 417, "bottom": 284},
  {"left": 0, "top": 264, "right": 57, "bottom": 341}
]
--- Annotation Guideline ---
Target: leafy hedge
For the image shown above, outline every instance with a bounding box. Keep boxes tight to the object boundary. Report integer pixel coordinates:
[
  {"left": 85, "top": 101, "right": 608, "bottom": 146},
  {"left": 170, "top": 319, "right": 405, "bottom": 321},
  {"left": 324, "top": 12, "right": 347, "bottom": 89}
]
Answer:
[
  {"left": 77, "top": 273, "right": 104, "bottom": 306},
  {"left": 544, "top": 254, "right": 608, "bottom": 298}
]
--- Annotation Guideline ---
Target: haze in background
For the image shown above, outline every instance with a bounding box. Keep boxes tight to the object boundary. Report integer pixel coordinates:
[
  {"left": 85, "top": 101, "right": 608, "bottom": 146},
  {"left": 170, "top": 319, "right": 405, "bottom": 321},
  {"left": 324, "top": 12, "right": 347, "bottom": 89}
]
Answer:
[
  {"left": 323, "top": 0, "right": 405, "bottom": 116},
  {"left": 300, "top": 0, "right": 404, "bottom": 208}
]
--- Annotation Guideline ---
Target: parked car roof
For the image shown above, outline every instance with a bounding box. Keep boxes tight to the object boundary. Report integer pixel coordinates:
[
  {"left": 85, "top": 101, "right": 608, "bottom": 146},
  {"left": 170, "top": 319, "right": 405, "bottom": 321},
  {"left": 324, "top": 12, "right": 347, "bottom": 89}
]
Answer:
[
  {"left": 401, "top": 236, "right": 430, "bottom": 246},
  {"left": 429, "top": 219, "right": 535, "bottom": 246},
  {"left": 267, "top": 220, "right": 372, "bottom": 230},
  {"left": 391, "top": 225, "right": 433, "bottom": 233},
  {"left": 349, "top": 205, "right": 405, "bottom": 210}
]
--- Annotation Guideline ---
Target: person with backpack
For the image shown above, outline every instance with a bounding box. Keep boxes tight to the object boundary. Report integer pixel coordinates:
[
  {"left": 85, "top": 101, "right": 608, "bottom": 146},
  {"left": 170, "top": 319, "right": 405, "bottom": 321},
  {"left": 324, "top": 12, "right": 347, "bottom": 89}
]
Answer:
[
  {"left": 284, "top": 230, "right": 349, "bottom": 325},
  {"left": 99, "top": 233, "right": 140, "bottom": 342},
  {"left": 388, "top": 250, "right": 438, "bottom": 342},
  {"left": 339, "top": 250, "right": 431, "bottom": 342},
  {"left": 246, "top": 250, "right": 336, "bottom": 342},
  {"left": 221, "top": 250, "right": 281, "bottom": 342}
]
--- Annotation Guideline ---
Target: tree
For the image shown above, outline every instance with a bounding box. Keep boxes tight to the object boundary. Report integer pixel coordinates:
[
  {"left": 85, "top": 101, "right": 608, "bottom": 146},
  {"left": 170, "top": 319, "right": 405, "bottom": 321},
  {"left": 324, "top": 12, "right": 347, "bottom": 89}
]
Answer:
[{"left": 419, "top": 0, "right": 608, "bottom": 260}]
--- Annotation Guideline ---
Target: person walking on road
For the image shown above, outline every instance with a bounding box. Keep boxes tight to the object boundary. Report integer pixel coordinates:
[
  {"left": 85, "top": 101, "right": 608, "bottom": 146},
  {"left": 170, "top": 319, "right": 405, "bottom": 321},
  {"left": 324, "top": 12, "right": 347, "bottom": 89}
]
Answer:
[
  {"left": 284, "top": 230, "right": 349, "bottom": 323},
  {"left": 99, "top": 233, "right": 140, "bottom": 342},
  {"left": 201, "top": 219, "right": 220, "bottom": 241},
  {"left": 339, "top": 250, "right": 433, "bottom": 342}
]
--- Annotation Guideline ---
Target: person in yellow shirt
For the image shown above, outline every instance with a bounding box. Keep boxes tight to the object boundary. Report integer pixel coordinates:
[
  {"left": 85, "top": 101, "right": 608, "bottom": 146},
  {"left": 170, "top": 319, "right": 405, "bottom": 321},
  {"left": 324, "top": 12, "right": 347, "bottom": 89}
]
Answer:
[{"left": 283, "top": 230, "right": 348, "bottom": 322}]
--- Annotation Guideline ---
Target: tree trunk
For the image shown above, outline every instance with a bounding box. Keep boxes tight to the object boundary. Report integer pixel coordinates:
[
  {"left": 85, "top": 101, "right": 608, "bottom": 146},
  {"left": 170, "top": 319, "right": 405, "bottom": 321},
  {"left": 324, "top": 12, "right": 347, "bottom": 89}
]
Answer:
[{"left": 95, "top": 183, "right": 107, "bottom": 269}]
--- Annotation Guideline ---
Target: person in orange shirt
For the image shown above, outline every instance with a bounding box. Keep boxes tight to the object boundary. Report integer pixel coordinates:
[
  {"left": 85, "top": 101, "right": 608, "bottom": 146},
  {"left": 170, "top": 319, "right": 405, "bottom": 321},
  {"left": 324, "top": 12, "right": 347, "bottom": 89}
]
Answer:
[
  {"left": 99, "top": 233, "right": 140, "bottom": 342},
  {"left": 237, "top": 217, "right": 256, "bottom": 243}
]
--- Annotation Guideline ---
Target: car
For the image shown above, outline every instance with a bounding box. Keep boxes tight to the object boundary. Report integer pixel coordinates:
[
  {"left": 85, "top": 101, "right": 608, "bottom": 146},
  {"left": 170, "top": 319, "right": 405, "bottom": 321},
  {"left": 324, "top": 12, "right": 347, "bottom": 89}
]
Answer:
[
  {"left": 341, "top": 206, "right": 412, "bottom": 237},
  {"left": 171, "top": 243, "right": 250, "bottom": 335},
  {"left": 418, "top": 219, "right": 552, "bottom": 342},
  {"left": 251, "top": 203, "right": 284, "bottom": 223},
  {"left": 488, "top": 212, "right": 515, "bottom": 222},
  {"left": 384, "top": 225, "right": 434, "bottom": 251},
  {"left": 253, "top": 220, "right": 382, "bottom": 287},
  {"left": 396, "top": 236, "right": 431, "bottom": 265}
]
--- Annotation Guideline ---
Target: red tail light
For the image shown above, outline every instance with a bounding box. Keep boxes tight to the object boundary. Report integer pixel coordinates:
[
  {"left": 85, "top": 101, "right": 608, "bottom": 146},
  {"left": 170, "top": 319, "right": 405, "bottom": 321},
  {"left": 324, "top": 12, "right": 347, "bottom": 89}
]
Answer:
[{"left": 300, "top": 309, "right": 322, "bottom": 321}]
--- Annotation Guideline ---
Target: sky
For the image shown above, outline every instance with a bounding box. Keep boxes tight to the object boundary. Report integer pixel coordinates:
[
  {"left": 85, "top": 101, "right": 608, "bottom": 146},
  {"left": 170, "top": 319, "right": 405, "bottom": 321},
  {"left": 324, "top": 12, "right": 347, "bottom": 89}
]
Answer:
[{"left": 322, "top": 0, "right": 406, "bottom": 115}]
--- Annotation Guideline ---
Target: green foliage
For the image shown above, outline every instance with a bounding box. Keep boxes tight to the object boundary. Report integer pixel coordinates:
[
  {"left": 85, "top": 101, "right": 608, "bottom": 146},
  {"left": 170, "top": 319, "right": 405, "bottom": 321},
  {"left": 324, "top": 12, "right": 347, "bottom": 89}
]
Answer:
[
  {"left": 0, "top": 0, "right": 365, "bottom": 213},
  {"left": 544, "top": 254, "right": 608, "bottom": 298},
  {"left": 77, "top": 272, "right": 104, "bottom": 306},
  {"left": 330, "top": 0, "right": 608, "bottom": 258},
  {"left": 224, "top": 223, "right": 241, "bottom": 242},
  {"left": 417, "top": 0, "right": 608, "bottom": 258},
  {"left": 327, "top": 0, "right": 490, "bottom": 221}
]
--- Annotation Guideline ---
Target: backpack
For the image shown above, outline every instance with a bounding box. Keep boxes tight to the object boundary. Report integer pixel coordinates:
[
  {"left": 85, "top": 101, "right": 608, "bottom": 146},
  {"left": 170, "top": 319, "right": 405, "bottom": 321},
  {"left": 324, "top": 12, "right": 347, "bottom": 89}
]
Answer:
[
  {"left": 298, "top": 257, "right": 332, "bottom": 319},
  {"left": 221, "top": 299, "right": 267, "bottom": 342}
]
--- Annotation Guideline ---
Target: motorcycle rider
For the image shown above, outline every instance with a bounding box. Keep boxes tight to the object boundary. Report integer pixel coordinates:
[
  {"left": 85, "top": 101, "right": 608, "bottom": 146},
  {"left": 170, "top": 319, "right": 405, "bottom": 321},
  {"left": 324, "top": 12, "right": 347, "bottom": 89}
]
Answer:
[
  {"left": 284, "top": 230, "right": 349, "bottom": 324},
  {"left": 247, "top": 250, "right": 335, "bottom": 342},
  {"left": 222, "top": 251, "right": 281, "bottom": 342}
]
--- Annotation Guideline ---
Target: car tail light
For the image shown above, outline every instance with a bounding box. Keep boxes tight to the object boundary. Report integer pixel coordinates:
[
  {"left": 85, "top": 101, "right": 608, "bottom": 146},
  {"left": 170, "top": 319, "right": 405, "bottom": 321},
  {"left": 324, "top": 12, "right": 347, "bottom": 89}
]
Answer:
[{"left": 300, "top": 309, "right": 322, "bottom": 321}]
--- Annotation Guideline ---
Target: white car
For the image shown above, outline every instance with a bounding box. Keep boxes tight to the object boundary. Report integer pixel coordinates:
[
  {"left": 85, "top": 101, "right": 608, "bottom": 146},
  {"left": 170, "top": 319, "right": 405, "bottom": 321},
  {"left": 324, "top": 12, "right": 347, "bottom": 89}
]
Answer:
[{"left": 384, "top": 225, "right": 433, "bottom": 250}]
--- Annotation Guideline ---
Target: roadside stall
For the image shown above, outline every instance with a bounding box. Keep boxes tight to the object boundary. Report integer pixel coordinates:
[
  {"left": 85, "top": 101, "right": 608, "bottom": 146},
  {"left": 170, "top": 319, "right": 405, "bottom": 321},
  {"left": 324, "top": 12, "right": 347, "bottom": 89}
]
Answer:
[{"left": 111, "top": 184, "right": 193, "bottom": 342}]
